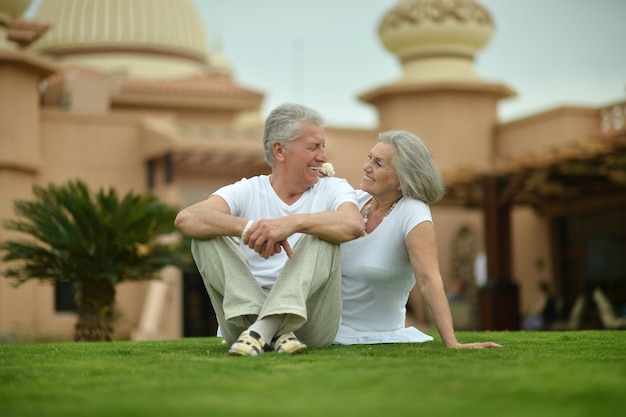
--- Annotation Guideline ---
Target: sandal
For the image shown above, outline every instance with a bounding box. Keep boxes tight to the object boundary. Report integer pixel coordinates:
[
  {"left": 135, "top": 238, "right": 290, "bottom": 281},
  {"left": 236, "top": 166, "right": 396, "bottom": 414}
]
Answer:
[
  {"left": 271, "top": 332, "right": 307, "bottom": 354},
  {"left": 228, "top": 330, "right": 271, "bottom": 356}
]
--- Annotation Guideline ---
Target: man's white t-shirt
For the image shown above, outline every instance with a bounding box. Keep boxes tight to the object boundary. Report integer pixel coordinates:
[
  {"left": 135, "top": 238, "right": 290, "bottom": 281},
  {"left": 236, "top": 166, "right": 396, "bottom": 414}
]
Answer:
[{"left": 213, "top": 175, "right": 357, "bottom": 289}]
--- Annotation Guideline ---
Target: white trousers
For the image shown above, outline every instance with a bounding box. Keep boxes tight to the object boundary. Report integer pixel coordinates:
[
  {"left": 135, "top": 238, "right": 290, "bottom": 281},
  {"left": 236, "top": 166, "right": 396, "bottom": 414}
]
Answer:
[{"left": 191, "top": 234, "right": 342, "bottom": 346}]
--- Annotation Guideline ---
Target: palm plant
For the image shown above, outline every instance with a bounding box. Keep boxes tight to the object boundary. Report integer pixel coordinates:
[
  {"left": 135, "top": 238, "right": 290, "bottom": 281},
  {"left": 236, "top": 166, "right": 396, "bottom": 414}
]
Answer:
[{"left": 0, "top": 179, "right": 191, "bottom": 341}]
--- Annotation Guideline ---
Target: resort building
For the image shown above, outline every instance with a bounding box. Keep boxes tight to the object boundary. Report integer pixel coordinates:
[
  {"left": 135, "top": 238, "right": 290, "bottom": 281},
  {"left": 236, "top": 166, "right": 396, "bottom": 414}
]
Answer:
[{"left": 1, "top": 0, "right": 624, "bottom": 341}]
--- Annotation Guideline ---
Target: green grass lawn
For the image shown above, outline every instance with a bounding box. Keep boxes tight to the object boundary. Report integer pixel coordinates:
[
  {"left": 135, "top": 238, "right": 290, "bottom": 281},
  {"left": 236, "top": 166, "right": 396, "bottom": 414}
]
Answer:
[{"left": 1, "top": 330, "right": 624, "bottom": 417}]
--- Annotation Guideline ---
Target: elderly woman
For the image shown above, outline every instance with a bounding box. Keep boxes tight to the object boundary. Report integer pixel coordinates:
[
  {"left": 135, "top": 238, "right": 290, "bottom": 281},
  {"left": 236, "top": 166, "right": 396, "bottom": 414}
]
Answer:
[{"left": 335, "top": 130, "right": 501, "bottom": 349}]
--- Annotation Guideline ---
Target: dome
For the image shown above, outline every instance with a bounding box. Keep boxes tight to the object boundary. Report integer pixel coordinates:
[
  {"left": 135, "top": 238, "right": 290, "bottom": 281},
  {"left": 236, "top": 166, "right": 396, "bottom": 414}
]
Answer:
[
  {"left": 0, "top": 0, "right": 33, "bottom": 50},
  {"left": 0, "top": 0, "right": 32, "bottom": 23},
  {"left": 29, "top": 0, "right": 210, "bottom": 79},
  {"left": 379, "top": 0, "right": 494, "bottom": 82}
]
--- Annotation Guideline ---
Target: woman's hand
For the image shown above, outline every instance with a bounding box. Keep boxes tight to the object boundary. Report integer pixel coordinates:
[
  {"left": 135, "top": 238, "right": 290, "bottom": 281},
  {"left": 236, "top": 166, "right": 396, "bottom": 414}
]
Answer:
[{"left": 448, "top": 341, "right": 502, "bottom": 349}]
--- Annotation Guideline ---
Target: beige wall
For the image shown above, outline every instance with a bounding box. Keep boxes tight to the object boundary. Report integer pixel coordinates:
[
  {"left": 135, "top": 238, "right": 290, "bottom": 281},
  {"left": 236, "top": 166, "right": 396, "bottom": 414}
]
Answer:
[
  {"left": 0, "top": 106, "right": 152, "bottom": 340},
  {"left": 0, "top": 171, "right": 41, "bottom": 338},
  {"left": 496, "top": 107, "right": 599, "bottom": 158},
  {"left": 431, "top": 207, "right": 483, "bottom": 287},
  {"left": 511, "top": 207, "right": 553, "bottom": 315},
  {"left": 325, "top": 127, "right": 379, "bottom": 189},
  {"left": 363, "top": 83, "right": 508, "bottom": 173},
  {"left": 0, "top": 66, "right": 41, "bottom": 172},
  {"left": 40, "top": 110, "right": 145, "bottom": 191},
  {"left": 0, "top": 52, "right": 53, "bottom": 340}
]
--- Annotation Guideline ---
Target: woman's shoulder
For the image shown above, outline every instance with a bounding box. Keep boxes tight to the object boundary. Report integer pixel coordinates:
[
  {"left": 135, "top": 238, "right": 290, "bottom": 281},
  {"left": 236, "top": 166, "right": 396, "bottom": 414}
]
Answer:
[
  {"left": 398, "top": 195, "right": 430, "bottom": 210},
  {"left": 395, "top": 196, "right": 432, "bottom": 226}
]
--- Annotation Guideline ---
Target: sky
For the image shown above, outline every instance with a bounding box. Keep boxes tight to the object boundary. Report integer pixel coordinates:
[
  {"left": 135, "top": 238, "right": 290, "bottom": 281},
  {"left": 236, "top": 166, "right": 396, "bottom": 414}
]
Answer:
[
  {"left": 26, "top": 0, "right": 626, "bottom": 128},
  {"left": 190, "top": 0, "right": 626, "bottom": 128}
]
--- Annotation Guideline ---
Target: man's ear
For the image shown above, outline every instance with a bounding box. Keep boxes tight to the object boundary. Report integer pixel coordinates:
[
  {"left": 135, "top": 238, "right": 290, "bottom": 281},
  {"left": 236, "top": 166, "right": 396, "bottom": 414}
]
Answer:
[{"left": 273, "top": 142, "right": 285, "bottom": 162}]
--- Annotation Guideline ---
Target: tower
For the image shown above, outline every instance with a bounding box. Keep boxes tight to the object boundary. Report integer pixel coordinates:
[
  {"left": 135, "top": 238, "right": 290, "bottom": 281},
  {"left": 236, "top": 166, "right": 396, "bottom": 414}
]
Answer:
[
  {"left": 360, "top": 0, "right": 520, "bottom": 329},
  {"left": 360, "top": 0, "right": 515, "bottom": 173}
]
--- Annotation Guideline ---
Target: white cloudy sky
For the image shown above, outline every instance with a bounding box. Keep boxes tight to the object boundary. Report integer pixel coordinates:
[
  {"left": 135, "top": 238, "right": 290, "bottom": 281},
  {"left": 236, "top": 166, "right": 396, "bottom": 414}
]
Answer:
[
  {"left": 191, "top": 0, "right": 626, "bottom": 127},
  {"left": 26, "top": 0, "right": 626, "bottom": 128}
]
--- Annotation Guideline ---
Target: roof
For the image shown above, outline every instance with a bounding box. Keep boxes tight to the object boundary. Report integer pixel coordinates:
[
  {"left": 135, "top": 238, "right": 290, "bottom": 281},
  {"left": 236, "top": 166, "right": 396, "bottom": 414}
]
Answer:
[
  {"left": 44, "top": 67, "right": 264, "bottom": 111},
  {"left": 141, "top": 118, "right": 269, "bottom": 178},
  {"left": 121, "top": 74, "right": 263, "bottom": 99},
  {"left": 442, "top": 102, "right": 626, "bottom": 214}
]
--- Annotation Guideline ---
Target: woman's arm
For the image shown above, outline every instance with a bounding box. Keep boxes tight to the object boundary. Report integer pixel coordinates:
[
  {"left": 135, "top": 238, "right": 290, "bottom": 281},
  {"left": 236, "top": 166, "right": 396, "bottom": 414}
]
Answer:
[{"left": 407, "top": 221, "right": 501, "bottom": 349}]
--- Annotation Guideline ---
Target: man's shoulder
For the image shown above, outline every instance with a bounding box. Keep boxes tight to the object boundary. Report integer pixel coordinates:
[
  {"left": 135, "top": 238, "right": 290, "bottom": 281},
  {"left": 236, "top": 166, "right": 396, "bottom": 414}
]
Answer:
[
  {"left": 316, "top": 176, "right": 349, "bottom": 186},
  {"left": 313, "top": 177, "right": 353, "bottom": 192},
  {"left": 215, "top": 175, "right": 270, "bottom": 198},
  {"left": 240, "top": 175, "right": 270, "bottom": 183},
  {"left": 227, "top": 175, "right": 269, "bottom": 188}
]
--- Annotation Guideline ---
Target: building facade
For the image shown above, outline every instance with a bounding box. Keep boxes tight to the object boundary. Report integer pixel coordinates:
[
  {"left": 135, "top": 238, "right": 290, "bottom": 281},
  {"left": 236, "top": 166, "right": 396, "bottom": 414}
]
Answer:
[{"left": 1, "top": 0, "right": 624, "bottom": 341}]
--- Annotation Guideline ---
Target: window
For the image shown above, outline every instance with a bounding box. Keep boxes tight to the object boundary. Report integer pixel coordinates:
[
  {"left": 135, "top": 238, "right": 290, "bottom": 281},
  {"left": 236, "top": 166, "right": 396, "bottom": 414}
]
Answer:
[{"left": 55, "top": 282, "right": 77, "bottom": 312}]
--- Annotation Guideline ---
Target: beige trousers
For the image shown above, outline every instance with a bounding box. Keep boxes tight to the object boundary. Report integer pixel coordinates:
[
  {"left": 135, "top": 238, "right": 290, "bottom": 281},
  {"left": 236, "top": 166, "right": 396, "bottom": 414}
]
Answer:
[{"left": 191, "top": 234, "right": 342, "bottom": 346}]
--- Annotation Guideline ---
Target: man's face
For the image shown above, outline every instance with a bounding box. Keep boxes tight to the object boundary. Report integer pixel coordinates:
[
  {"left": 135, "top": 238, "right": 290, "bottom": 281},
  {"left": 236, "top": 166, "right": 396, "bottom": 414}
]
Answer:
[{"left": 282, "top": 122, "right": 328, "bottom": 187}]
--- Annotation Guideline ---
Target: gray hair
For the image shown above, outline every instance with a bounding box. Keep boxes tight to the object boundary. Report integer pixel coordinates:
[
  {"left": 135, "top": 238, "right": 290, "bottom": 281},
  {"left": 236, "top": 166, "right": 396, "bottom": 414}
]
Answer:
[
  {"left": 377, "top": 130, "right": 446, "bottom": 204},
  {"left": 262, "top": 103, "right": 324, "bottom": 166}
]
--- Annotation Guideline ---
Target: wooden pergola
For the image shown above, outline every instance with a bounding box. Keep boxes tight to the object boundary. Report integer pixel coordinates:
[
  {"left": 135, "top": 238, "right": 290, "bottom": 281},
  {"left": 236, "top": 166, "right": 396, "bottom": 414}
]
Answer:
[{"left": 442, "top": 123, "right": 626, "bottom": 330}]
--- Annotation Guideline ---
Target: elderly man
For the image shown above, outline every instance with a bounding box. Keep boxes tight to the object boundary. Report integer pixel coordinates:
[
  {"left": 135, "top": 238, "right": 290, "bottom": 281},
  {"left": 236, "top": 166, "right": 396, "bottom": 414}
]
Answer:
[{"left": 175, "top": 103, "right": 363, "bottom": 356}]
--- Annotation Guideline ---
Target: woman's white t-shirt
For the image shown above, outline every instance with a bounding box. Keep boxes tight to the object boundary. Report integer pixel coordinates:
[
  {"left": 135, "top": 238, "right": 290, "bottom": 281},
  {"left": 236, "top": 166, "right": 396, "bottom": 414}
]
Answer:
[
  {"left": 213, "top": 175, "right": 356, "bottom": 289},
  {"left": 335, "top": 190, "right": 434, "bottom": 344}
]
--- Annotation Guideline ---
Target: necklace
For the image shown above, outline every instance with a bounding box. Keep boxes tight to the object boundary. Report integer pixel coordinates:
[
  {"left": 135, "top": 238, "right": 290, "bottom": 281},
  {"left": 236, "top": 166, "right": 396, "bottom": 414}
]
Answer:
[{"left": 362, "top": 198, "right": 398, "bottom": 236}]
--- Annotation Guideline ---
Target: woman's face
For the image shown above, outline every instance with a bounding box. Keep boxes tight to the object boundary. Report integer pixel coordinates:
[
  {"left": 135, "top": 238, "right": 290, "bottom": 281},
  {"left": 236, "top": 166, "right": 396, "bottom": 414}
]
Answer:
[{"left": 360, "top": 142, "right": 401, "bottom": 198}]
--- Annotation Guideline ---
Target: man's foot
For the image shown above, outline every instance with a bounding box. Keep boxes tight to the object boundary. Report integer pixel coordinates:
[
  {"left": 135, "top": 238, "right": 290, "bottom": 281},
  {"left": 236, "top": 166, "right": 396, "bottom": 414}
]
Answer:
[
  {"left": 271, "top": 332, "right": 307, "bottom": 354},
  {"left": 228, "top": 330, "right": 271, "bottom": 356}
]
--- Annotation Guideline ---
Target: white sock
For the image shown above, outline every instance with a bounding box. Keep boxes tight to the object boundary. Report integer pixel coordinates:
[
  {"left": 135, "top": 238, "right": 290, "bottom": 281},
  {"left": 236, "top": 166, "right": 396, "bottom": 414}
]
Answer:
[{"left": 248, "top": 314, "right": 284, "bottom": 344}]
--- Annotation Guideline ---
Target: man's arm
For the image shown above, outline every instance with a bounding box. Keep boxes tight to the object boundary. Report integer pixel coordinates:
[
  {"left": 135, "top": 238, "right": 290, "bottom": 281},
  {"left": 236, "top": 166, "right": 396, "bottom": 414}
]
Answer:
[
  {"left": 245, "top": 202, "right": 363, "bottom": 259},
  {"left": 174, "top": 195, "right": 248, "bottom": 240},
  {"left": 287, "top": 202, "right": 363, "bottom": 243}
]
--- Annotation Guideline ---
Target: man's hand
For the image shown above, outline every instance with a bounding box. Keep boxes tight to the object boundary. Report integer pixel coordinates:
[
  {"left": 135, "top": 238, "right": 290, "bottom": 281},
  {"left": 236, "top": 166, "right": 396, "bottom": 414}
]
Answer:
[{"left": 243, "top": 218, "right": 295, "bottom": 259}]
